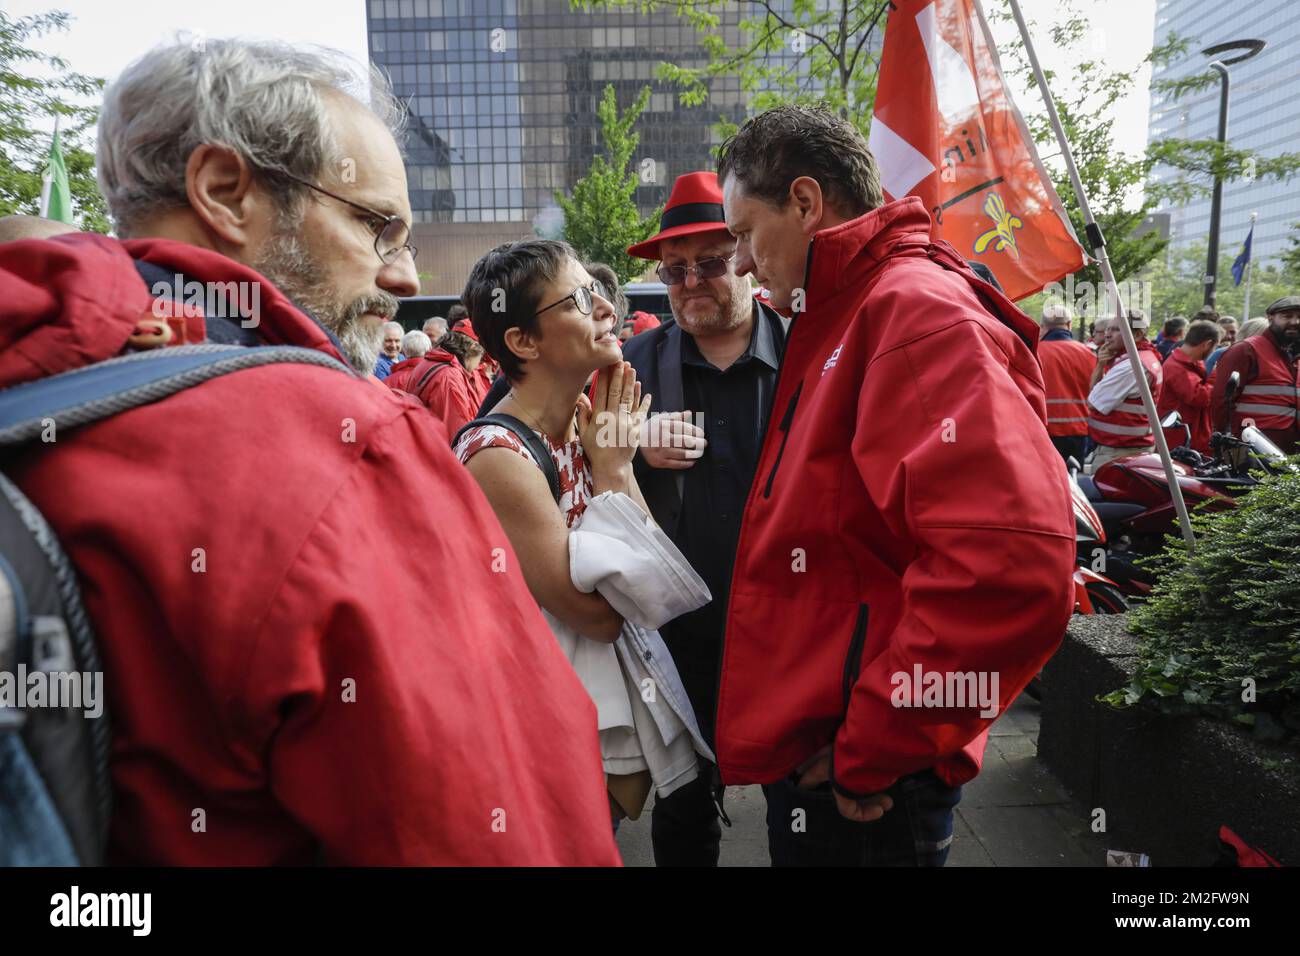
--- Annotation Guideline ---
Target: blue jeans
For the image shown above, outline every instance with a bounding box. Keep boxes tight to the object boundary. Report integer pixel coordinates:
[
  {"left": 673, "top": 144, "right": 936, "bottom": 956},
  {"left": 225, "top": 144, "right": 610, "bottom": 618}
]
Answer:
[{"left": 762, "top": 768, "right": 960, "bottom": 867}]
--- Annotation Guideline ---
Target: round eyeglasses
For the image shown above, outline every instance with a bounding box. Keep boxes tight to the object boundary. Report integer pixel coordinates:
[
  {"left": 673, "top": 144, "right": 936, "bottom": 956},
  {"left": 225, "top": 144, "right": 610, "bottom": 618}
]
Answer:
[{"left": 533, "top": 279, "right": 612, "bottom": 318}]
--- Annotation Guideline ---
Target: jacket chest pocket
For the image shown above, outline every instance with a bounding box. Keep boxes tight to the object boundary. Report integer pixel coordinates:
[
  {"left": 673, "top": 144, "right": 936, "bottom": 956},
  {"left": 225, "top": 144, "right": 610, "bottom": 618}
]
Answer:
[
  {"left": 841, "top": 603, "right": 869, "bottom": 714},
  {"left": 762, "top": 380, "right": 803, "bottom": 499}
]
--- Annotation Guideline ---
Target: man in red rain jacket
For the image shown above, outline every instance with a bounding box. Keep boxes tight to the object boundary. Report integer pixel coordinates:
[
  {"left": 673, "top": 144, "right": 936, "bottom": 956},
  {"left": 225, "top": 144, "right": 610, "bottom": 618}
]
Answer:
[
  {"left": 0, "top": 38, "right": 617, "bottom": 866},
  {"left": 1157, "top": 319, "right": 1222, "bottom": 454},
  {"left": 1211, "top": 295, "right": 1300, "bottom": 454},
  {"left": 715, "top": 106, "right": 1075, "bottom": 866}
]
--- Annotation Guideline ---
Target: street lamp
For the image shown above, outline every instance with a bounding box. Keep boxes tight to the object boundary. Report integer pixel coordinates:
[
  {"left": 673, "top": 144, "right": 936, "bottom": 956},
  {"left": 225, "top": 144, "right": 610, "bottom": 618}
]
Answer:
[{"left": 1201, "top": 39, "right": 1265, "bottom": 308}]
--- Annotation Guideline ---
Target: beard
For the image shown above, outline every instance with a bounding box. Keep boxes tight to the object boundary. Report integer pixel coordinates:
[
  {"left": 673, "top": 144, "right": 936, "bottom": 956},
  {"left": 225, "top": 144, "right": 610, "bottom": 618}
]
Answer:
[
  {"left": 671, "top": 283, "right": 751, "bottom": 335},
  {"left": 254, "top": 220, "right": 400, "bottom": 374}
]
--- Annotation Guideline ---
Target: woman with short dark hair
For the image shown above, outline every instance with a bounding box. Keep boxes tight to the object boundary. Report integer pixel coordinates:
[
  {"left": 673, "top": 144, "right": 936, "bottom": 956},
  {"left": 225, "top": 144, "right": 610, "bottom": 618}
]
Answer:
[
  {"left": 456, "top": 239, "right": 651, "bottom": 633},
  {"left": 455, "top": 239, "right": 713, "bottom": 823}
]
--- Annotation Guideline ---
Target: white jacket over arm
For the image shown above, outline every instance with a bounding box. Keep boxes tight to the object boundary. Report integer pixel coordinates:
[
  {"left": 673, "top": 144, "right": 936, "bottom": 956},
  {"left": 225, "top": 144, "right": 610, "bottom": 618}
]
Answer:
[{"left": 550, "top": 491, "right": 714, "bottom": 798}]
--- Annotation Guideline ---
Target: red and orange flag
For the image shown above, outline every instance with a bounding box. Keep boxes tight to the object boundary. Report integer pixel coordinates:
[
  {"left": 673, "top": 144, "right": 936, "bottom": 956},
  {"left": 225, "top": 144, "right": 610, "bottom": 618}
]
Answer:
[{"left": 869, "top": 0, "right": 1087, "bottom": 300}]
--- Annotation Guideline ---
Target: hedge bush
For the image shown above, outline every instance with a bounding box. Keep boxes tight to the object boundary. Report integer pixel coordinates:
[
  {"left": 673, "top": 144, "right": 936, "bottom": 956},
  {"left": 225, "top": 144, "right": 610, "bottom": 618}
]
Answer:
[{"left": 1101, "top": 459, "right": 1300, "bottom": 745}]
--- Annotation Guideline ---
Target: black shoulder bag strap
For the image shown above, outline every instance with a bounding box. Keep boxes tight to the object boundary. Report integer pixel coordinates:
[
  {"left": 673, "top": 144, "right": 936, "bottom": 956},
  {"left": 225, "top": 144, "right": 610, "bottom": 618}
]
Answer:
[{"left": 453, "top": 413, "right": 562, "bottom": 503}]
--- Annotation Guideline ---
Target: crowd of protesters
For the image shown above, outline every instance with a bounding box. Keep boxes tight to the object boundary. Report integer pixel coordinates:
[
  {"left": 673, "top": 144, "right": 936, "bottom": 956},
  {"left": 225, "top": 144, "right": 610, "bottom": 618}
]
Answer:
[
  {"left": 0, "top": 36, "right": 1295, "bottom": 869},
  {"left": 1039, "top": 298, "right": 1299, "bottom": 468}
]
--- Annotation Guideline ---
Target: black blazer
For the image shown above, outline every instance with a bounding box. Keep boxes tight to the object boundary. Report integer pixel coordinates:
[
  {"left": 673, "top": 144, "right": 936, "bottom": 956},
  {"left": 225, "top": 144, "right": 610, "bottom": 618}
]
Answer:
[{"left": 621, "top": 301, "right": 788, "bottom": 539}]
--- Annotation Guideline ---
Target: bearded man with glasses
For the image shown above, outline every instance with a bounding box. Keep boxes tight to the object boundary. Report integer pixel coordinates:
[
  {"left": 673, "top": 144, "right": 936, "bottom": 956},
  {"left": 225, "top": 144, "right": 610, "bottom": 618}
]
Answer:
[
  {"left": 621, "top": 170, "right": 790, "bottom": 866},
  {"left": 0, "top": 39, "right": 620, "bottom": 865}
]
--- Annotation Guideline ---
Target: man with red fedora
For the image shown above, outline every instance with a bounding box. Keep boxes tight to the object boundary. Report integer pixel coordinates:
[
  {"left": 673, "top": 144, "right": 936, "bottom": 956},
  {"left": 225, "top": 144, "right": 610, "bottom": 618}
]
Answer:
[{"left": 623, "top": 170, "right": 789, "bottom": 866}]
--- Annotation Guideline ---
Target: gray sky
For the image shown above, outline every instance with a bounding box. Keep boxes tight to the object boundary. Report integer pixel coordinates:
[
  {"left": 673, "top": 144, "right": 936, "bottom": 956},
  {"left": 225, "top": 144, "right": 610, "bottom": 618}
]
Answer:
[{"left": 11, "top": 0, "right": 1156, "bottom": 168}]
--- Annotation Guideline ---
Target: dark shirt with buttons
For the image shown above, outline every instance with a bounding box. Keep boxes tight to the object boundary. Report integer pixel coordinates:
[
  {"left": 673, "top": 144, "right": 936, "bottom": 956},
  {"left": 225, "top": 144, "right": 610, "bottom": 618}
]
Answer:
[{"left": 660, "top": 303, "right": 781, "bottom": 746}]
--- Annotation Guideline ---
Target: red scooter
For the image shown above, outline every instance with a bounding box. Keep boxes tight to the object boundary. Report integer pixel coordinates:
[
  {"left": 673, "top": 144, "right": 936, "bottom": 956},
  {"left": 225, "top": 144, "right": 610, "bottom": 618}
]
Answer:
[
  {"left": 1074, "top": 372, "right": 1292, "bottom": 592},
  {"left": 1066, "top": 458, "right": 1130, "bottom": 613}
]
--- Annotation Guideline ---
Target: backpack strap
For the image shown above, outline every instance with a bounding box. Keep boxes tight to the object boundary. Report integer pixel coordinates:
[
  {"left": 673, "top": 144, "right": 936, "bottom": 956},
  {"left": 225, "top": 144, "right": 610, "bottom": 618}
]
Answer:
[
  {"left": 406, "top": 356, "right": 454, "bottom": 404},
  {"left": 0, "top": 344, "right": 352, "bottom": 446},
  {"left": 453, "top": 413, "right": 562, "bottom": 504}
]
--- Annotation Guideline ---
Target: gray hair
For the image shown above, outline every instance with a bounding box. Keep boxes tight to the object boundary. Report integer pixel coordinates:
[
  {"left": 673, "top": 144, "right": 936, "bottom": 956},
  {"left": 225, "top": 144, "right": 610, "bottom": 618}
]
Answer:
[
  {"left": 1041, "top": 302, "right": 1073, "bottom": 327},
  {"left": 1240, "top": 317, "right": 1269, "bottom": 340},
  {"left": 97, "top": 38, "right": 408, "bottom": 236},
  {"left": 382, "top": 320, "right": 404, "bottom": 337},
  {"left": 401, "top": 329, "right": 432, "bottom": 357}
]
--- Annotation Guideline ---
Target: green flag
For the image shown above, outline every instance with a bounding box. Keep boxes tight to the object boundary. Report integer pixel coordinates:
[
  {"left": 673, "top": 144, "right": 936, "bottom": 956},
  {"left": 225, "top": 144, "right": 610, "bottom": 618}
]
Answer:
[{"left": 40, "top": 127, "right": 74, "bottom": 225}]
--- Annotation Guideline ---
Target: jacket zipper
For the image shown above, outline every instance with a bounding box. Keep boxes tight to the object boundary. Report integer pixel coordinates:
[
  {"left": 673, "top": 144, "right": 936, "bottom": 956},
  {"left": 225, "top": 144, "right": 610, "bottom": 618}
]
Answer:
[
  {"left": 711, "top": 237, "right": 817, "bottom": 803},
  {"left": 761, "top": 380, "right": 803, "bottom": 499},
  {"left": 841, "top": 604, "right": 869, "bottom": 715}
]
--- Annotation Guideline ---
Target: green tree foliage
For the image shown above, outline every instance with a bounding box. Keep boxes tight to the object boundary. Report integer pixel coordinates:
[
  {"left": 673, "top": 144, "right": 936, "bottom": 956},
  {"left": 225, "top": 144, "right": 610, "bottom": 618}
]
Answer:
[
  {"left": 1137, "top": 240, "right": 1298, "bottom": 323},
  {"left": 554, "top": 84, "right": 664, "bottom": 285},
  {"left": 1280, "top": 224, "right": 1300, "bottom": 285},
  {"left": 1101, "top": 462, "right": 1300, "bottom": 746},
  {"left": 580, "top": 1, "right": 1170, "bottom": 298},
  {"left": 577, "top": 0, "right": 889, "bottom": 137},
  {"left": 0, "top": 9, "right": 108, "bottom": 232},
  {"left": 578, "top": 1, "right": 1299, "bottom": 311}
]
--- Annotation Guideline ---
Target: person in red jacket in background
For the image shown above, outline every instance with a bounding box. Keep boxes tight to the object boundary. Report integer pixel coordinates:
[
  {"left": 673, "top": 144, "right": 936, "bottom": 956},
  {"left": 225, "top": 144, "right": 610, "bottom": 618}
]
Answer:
[
  {"left": 629, "top": 310, "right": 662, "bottom": 337},
  {"left": 1158, "top": 319, "right": 1222, "bottom": 454},
  {"left": 1211, "top": 295, "right": 1300, "bottom": 454},
  {"left": 715, "top": 106, "right": 1075, "bottom": 867},
  {"left": 1038, "top": 302, "right": 1094, "bottom": 464},
  {"left": 449, "top": 317, "right": 494, "bottom": 408},
  {"left": 393, "top": 329, "right": 482, "bottom": 437},
  {"left": 0, "top": 38, "right": 618, "bottom": 866}
]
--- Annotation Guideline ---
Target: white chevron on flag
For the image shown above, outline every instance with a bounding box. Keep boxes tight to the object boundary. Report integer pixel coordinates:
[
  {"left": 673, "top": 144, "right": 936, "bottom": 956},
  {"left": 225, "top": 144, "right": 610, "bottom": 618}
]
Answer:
[{"left": 867, "top": 117, "right": 937, "bottom": 201}]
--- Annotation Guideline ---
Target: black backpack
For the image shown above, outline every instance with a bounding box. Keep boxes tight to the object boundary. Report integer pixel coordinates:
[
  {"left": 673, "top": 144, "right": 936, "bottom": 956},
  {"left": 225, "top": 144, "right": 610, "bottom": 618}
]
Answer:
[{"left": 0, "top": 341, "right": 351, "bottom": 865}]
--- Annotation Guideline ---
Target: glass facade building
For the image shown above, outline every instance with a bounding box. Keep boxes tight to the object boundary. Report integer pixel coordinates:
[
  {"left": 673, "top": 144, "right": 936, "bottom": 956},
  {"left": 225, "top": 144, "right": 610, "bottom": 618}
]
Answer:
[
  {"left": 1147, "top": 0, "right": 1300, "bottom": 266},
  {"left": 365, "top": 0, "right": 822, "bottom": 291}
]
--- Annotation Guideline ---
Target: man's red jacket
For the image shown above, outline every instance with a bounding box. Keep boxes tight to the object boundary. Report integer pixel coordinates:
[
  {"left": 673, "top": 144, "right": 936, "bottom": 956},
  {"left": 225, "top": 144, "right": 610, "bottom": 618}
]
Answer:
[
  {"left": 0, "top": 234, "right": 620, "bottom": 866},
  {"left": 718, "top": 198, "right": 1075, "bottom": 796},
  {"left": 1158, "top": 348, "right": 1214, "bottom": 453}
]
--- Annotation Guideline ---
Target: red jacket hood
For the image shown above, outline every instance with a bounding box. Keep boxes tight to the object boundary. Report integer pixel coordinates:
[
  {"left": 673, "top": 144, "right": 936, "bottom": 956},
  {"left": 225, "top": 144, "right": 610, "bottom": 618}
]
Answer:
[
  {"left": 0, "top": 233, "right": 346, "bottom": 389},
  {"left": 387, "top": 354, "right": 428, "bottom": 376}
]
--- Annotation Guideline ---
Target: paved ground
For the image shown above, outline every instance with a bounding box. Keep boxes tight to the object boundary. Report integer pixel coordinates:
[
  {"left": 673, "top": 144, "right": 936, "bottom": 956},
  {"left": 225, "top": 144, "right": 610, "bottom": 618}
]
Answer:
[{"left": 615, "top": 692, "right": 1110, "bottom": 866}]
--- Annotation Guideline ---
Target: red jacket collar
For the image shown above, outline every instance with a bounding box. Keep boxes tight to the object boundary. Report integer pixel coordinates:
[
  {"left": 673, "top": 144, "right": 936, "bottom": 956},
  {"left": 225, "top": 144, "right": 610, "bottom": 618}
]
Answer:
[
  {"left": 0, "top": 232, "right": 348, "bottom": 390},
  {"left": 804, "top": 197, "right": 933, "bottom": 303},
  {"left": 1165, "top": 346, "right": 1204, "bottom": 373},
  {"left": 122, "top": 237, "right": 346, "bottom": 363}
]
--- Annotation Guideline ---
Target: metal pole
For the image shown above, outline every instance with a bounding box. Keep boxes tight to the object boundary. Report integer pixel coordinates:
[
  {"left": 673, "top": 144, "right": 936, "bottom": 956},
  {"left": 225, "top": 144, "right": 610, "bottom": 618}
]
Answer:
[
  {"left": 1204, "top": 62, "right": 1229, "bottom": 308},
  {"left": 1242, "top": 210, "right": 1257, "bottom": 321},
  {"left": 1008, "top": 0, "right": 1196, "bottom": 548}
]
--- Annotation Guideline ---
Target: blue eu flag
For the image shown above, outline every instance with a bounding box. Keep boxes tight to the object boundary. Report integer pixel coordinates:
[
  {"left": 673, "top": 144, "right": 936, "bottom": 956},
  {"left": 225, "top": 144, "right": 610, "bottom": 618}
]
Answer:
[{"left": 1232, "top": 224, "right": 1253, "bottom": 286}]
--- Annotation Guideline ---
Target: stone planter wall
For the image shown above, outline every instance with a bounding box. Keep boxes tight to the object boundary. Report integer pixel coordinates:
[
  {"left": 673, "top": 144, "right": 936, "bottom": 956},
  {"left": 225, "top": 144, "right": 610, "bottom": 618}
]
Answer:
[{"left": 1037, "top": 615, "right": 1300, "bottom": 866}]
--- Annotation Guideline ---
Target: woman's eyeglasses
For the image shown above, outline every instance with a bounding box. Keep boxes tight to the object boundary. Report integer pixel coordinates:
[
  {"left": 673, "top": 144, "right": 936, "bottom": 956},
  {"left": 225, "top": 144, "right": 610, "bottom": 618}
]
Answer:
[
  {"left": 533, "top": 279, "right": 612, "bottom": 317},
  {"left": 655, "top": 255, "right": 734, "bottom": 286}
]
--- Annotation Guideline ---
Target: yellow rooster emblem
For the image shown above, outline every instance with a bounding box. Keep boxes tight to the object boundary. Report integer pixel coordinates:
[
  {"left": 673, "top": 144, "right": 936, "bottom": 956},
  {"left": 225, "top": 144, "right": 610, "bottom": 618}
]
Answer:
[{"left": 973, "top": 192, "right": 1023, "bottom": 260}]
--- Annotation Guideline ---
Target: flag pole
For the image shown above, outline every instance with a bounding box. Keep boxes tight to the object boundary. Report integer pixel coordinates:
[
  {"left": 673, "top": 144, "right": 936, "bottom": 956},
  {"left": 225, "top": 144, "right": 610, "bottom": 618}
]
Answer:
[
  {"left": 1007, "top": 0, "right": 1195, "bottom": 548},
  {"left": 38, "top": 115, "right": 60, "bottom": 219},
  {"left": 1242, "top": 210, "right": 1257, "bottom": 322}
]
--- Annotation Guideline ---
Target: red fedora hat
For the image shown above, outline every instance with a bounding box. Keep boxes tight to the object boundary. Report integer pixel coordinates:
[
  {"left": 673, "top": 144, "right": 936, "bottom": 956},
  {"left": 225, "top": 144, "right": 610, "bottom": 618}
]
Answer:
[{"left": 627, "top": 171, "right": 732, "bottom": 261}]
